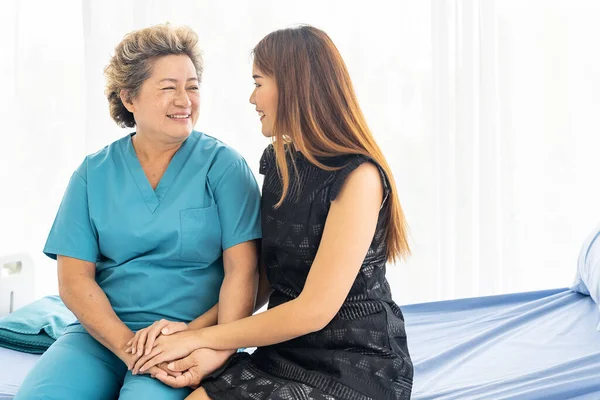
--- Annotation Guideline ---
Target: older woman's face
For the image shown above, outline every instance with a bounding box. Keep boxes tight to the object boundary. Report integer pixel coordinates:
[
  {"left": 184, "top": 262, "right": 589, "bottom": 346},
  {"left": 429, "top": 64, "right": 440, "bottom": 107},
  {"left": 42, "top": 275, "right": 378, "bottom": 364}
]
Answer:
[{"left": 125, "top": 54, "right": 200, "bottom": 141}]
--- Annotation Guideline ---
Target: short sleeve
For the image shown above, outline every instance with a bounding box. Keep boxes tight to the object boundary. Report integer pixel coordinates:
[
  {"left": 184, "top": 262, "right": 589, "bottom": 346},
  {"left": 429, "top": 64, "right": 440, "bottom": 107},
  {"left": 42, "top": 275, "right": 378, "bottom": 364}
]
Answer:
[
  {"left": 43, "top": 167, "right": 100, "bottom": 263},
  {"left": 214, "top": 158, "right": 262, "bottom": 250},
  {"left": 329, "top": 155, "right": 391, "bottom": 204}
]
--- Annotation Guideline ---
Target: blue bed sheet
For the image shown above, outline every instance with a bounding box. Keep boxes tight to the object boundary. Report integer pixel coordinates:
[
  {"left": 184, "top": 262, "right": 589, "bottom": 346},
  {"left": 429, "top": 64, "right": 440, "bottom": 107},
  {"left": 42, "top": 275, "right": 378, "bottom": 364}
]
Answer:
[
  {"left": 2, "top": 289, "right": 599, "bottom": 399},
  {"left": 404, "top": 288, "right": 600, "bottom": 400}
]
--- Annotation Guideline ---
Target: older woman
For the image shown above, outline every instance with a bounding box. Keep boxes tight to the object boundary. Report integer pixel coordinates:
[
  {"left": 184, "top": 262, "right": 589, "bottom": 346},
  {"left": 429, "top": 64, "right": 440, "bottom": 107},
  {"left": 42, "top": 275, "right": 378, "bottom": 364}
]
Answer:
[{"left": 15, "top": 24, "right": 261, "bottom": 400}]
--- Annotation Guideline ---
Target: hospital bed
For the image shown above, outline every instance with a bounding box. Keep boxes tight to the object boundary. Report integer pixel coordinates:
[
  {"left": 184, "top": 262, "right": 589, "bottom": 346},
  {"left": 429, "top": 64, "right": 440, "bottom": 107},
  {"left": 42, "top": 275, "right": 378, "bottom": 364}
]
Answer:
[
  {"left": 2, "top": 248, "right": 600, "bottom": 399},
  {"left": 404, "top": 288, "right": 600, "bottom": 399},
  {"left": 2, "top": 287, "right": 599, "bottom": 399},
  {"left": 0, "top": 348, "right": 38, "bottom": 400}
]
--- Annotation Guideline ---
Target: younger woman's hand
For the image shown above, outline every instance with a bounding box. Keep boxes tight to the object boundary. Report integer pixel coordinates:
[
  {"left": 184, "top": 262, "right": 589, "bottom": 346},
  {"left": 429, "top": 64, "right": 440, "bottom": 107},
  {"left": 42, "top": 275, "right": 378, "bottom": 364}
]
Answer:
[
  {"left": 126, "top": 319, "right": 188, "bottom": 358},
  {"left": 133, "top": 330, "right": 200, "bottom": 374}
]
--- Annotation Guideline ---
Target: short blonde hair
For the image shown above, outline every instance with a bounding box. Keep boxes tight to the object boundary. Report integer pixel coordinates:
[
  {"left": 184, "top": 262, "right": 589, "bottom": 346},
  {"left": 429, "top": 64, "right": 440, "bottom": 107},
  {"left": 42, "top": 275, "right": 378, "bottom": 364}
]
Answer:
[{"left": 104, "top": 24, "right": 203, "bottom": 128}]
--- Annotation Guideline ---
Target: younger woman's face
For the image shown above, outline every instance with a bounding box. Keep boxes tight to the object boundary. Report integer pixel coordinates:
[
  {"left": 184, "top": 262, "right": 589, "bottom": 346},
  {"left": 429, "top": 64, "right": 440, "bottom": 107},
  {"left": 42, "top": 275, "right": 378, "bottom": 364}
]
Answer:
[{"left": 249, "top": 64, "right": 278, "bottom": 137}]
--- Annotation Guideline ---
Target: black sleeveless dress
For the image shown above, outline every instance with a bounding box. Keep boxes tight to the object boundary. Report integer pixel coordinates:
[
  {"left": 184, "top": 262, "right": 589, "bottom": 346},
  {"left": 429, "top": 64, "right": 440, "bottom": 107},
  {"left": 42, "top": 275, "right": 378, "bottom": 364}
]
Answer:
[{"left": 202, "top": 146, "right": 413, "bottom": 400}]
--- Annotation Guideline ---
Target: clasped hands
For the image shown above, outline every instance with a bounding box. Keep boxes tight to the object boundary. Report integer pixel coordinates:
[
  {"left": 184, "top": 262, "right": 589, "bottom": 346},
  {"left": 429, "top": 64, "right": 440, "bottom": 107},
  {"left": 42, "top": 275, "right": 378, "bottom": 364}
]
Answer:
[{"left": 122, "top": 320, "right": 232, "bottom": 389}]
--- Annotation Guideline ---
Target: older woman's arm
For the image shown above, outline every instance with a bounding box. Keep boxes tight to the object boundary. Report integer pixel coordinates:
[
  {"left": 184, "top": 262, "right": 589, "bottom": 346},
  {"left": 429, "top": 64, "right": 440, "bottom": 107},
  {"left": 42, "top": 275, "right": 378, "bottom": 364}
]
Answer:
[
  {"left": 186, "top": 257, "right": 269, "bottom": 329},
  {"left": 57, "top": 255, "right": 134, "bottom": 367},
  {"left": 218, "top": 240, "right": 260, "bottom": 326},
  {"left": 192, "top": 256, "right": 270, "bottom": 327}
]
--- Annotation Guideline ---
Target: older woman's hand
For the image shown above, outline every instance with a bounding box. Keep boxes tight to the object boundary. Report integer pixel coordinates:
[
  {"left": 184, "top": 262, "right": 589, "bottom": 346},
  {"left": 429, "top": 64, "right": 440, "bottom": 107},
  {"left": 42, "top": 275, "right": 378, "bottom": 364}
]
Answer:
[{"left": 154, "top": 348, "right": 235, "bottom": 389}]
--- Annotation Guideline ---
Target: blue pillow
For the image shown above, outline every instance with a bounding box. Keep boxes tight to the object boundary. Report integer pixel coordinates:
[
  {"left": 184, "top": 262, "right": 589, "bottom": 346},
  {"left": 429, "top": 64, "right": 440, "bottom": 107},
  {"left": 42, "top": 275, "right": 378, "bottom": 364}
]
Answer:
[{"left": 570, "top": 224, "right": 600, "bottom": 330}]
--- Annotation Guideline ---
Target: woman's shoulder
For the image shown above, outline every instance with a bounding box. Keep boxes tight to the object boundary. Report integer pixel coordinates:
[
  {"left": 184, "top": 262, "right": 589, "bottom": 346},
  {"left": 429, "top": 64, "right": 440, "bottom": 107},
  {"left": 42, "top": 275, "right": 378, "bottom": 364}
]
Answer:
[
  {"left": 259, "top": 144, "right": 275, "bottom": 175},
  {"left": 329, "top": 154, "right": 389, "bottom": 202},
  {"left": 194, "top": 132, "right": 242, "bottom": 161},
  {"left": 88, "top": 133, "right": 130, "bottom": 160},
  {"left": 75, "top": 133, "right": 131, "bottom": 180},
  {"left": 193, "top": 132, "right": 256, "bottom": 187}
]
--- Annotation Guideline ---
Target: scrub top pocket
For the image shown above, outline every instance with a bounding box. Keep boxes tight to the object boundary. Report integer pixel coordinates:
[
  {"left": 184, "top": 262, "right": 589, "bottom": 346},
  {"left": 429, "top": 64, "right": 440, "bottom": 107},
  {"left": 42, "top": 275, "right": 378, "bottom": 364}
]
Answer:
[{"left": 180, "top": 205, "right": 222, "bottom": 263}]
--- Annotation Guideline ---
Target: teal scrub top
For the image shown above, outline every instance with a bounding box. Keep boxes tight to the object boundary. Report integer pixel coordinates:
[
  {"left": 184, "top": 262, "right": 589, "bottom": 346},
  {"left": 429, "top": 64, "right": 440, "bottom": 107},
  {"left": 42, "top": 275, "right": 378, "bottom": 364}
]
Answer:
[{"left": 44, "top": 131, "right": 262, "bottom": 333}]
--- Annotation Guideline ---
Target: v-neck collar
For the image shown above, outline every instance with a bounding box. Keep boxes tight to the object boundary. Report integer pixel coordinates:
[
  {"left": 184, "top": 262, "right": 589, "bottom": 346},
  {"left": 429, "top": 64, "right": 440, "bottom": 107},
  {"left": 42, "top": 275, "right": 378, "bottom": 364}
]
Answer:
[{"left": 120, "top": 132, "right": 199, "bottom": 213}]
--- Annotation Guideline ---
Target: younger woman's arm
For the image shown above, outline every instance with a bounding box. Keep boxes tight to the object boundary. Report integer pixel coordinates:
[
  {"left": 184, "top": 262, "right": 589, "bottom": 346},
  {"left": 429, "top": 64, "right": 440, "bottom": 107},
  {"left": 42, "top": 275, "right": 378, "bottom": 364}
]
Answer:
[{"left": 136, "top": 162, "right": 384, "bottom": 371}]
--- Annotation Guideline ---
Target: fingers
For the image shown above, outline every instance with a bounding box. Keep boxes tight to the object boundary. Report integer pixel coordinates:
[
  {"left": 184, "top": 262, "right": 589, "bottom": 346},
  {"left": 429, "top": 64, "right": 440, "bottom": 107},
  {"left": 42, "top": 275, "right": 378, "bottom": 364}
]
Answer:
[
  {"left": 139, "top": 350, "right": 173, "bottom": 374},
  {"left": 167, "top": 354, "right": 194, "bottom": 372},
  {"left": 183, "top": 370, "right": 201, "bottom": 389},
  {"left": 126, "top": 319, "right": 172, "bottom": 356},
  {"left": 158, "top": 362, "right": 182, "bottom": 377},
  {"left": 162, "top": 321, "right": 188, "bottom": 336},
  {"left": 126, "top": 329, "right": 142, "bottom": 355},
  {"left": 145, "top": 320, "right": 170, "bottom": 355},
  {"left": 148, "top": 366, "right": 180, "bottom": 378},
  {"left": 146, "top": 366, "right": 162, "bottom": 377},
  {"left": 136, "top": 327, "right": 149, "bottom": 356},
  {"left": 126, "top": 327, "right": 146, "bottom": 356},
  {"left": 133, "top": 347, "right": 162, "bottom": 375},
  {"left": 155, "top": 372, "right": 190, "bottom": 389},
  {"left": 125, "top": 358, "right": 135, "bottom": 371},
  {"left": 155, "top": 369, "right": 201, "bottom": 390},
  {"left": 126, "top": 332, "right": 134, "bottom": 348}
]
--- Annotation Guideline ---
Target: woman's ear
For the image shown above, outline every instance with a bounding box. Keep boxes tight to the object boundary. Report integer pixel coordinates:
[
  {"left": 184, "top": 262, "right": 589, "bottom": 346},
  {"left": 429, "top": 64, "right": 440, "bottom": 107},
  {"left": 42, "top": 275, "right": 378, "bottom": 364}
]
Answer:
[{"left": 120, "top": 89, "right": 135, "bottom": 113}]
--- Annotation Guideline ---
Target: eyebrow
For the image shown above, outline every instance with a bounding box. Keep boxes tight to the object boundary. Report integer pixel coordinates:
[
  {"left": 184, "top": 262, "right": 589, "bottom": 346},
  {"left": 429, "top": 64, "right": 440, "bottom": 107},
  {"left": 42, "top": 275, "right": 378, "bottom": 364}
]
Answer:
[
  {"left": 252, "top": 74, "right": 263, "bottom": 79},
  {"left": 159, "top": 77, "right": 199, "bottom": 83}
]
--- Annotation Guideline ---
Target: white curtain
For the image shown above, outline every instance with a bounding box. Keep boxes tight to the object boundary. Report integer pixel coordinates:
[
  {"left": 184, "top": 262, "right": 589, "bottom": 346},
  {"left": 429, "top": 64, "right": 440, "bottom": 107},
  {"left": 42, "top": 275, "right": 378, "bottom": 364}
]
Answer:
[
  {"left": 2, "top": 0, "right": 600, "bottom": 303},
  {"left": 0, "top": 0, "right": 87, "bottom": 296},
  {"left": 391, "top": 0, "right": 600, "bottom": 304},
  {"left": 429, "top": 0, "right": 507, "bottom": 300}
]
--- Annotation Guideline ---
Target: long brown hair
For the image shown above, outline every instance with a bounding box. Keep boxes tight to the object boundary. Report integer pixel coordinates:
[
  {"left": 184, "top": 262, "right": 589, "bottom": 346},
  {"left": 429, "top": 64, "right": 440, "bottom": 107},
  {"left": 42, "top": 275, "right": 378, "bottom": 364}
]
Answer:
[{"left": 252, "top": 25, "right": 410, "bottom": 262}]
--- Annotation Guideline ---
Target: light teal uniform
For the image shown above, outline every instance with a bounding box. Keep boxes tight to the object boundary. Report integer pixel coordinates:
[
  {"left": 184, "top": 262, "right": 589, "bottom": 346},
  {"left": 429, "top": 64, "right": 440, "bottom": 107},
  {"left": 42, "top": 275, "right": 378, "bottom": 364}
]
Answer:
[{"left": 16, "top": 131, "right": 261, "bottom": 399}]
